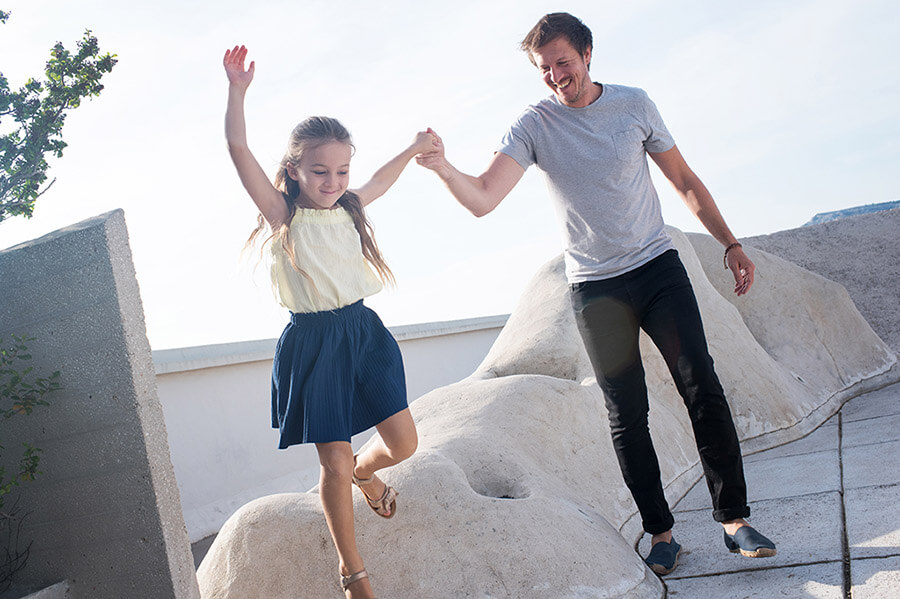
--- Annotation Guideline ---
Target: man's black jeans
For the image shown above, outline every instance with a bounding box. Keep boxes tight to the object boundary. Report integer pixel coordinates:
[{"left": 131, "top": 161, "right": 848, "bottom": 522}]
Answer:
[{"left": 570, "top": 249, "right": 750, "bottom": 534}]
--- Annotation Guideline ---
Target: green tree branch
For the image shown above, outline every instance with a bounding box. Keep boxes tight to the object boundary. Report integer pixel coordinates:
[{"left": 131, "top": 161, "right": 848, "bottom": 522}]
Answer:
[{"left": 0, "top": 11, "right": 116, "bottom": 222}]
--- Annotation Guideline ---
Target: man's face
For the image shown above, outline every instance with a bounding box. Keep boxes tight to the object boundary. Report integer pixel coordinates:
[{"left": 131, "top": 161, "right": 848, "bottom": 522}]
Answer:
[{"left": 531, "top": 36, "right": 594, "bottom": 108}]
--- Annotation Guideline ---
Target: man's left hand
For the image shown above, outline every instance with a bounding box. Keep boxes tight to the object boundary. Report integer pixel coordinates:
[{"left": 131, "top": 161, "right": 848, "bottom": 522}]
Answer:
[{"left": 726, "top": 246, "right": 755, "bottom": 296}]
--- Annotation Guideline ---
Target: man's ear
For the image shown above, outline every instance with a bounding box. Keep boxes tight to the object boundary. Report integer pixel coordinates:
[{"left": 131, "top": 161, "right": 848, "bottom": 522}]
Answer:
[{"left": 584, "top": 46, "right": 592, "bottom": 70}]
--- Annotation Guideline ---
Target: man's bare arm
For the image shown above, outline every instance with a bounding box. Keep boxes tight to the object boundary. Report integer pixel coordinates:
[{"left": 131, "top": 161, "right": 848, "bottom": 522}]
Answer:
[
  {"left": 417, "top": 129, "right": 525, "bottom": 217},
  {"left": 650, "top": 144, "right": 754, "bottom": 296}
]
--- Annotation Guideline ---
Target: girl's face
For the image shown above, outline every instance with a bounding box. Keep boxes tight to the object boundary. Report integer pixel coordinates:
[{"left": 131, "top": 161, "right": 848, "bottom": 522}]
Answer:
[{"left": 290, "top": 140, "right": 352, "bottom": 209}]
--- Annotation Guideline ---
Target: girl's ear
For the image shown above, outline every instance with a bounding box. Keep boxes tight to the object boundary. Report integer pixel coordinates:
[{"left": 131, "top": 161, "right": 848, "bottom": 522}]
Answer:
[{"left": 286, "top": 163, "right": 300, "bottom": 181}]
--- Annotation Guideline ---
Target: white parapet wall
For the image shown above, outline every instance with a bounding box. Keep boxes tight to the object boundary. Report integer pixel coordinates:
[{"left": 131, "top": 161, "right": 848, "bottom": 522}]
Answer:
[{"left": 152, "top": 315, "right": 508, "bottom": 542}]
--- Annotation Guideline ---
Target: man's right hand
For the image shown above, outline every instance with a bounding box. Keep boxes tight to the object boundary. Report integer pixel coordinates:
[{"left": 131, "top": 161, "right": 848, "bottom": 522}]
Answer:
[
  {"left": 416, "top": 129, "right": 525, "bottom": 217},
  {"left": 415, "top": 128, "right": 453, "bottom": 181}
]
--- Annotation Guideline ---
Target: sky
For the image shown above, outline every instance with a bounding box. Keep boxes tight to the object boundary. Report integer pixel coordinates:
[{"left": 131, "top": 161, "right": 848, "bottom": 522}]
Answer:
[{"left": 1, "top": 0, "right": 898, "bottom": 350}]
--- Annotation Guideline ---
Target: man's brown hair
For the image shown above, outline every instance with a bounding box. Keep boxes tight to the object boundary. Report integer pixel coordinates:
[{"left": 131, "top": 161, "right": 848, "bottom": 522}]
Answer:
[{"left": 520, "top": 12, "right": 593, "bottom": 67}]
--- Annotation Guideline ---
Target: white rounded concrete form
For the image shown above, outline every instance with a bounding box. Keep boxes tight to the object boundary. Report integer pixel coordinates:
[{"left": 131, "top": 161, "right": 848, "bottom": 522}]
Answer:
[{"left": 197, "top": 227, "right": 898, "bottom": 598}]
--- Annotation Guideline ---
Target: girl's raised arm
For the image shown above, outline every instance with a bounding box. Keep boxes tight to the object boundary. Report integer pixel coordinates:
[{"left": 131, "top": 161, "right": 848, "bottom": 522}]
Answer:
[
  {"left": 224, "top": 45, "right": 289, "bottom": 228},
  {"left": 352, "top": 130, "right": 437, "bottom": 207}
]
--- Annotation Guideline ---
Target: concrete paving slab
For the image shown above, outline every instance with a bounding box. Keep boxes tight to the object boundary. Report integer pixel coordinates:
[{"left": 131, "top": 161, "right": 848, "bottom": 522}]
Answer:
[
  {"left": 664, "top": 561, "right": 844, "bottom": 598},
  {"left": 843, "top": 439, "right": 900, "bottom": 489},
  {"left": 845, "top": 484, "right": 900, "bottom": 559},
  {"left": 841, "top": 384, "right": 900, "bottom": 422},
  {"left": 674, "top": 478, "right": 712, "bottom": 512},
  {"left": 641, "top": 492, "right": 842, "bottom": 578},
  {"left": 675, "top": 450, "right": 840, "bottom": 511},
  {"left": 850, "top": 555, "right": 900, "bottom": 599},
  {"left": 842, "top": 413, "right": 900, "bottom": 448},
  {"left": 744, "top": 424, "right": 838, "bottom": 463},
  {"left": 744, "top": 450, "right": 841, "bottom": 502}
]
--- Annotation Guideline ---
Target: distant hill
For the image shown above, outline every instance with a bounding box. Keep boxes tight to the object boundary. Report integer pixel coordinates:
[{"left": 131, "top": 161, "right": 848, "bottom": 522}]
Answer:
[{"left": 805, "top": 200, "right": 900, "bottom": 225}]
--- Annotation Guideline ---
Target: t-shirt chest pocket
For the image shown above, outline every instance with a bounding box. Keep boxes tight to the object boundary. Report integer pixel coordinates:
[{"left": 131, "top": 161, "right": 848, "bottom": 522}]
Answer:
[{"left": 612, "top": 129, "right": 645, "bottom": 162}]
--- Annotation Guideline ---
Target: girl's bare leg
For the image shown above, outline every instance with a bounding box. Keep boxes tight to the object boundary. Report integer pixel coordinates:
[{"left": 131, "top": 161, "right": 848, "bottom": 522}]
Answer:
[
  {"left": 352, "top": 408, "right": 418, "bottom": 512},
  {"left": 316, "top": 441, "right": 376, "bottom": 599}
]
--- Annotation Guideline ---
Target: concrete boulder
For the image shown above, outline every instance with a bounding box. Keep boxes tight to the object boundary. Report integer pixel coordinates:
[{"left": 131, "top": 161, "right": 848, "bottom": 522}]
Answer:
[
  {"left": 741, "top": 207, "right": 900, "bottom": 353},
  {"left": 197, "top": 228, "right": 897, "bottom": 598}
]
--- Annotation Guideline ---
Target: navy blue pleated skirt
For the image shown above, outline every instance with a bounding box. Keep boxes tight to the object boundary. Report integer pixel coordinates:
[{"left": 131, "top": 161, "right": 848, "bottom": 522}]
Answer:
[{"left": 271, "top": 300, "right": 407, "bottom": 448}]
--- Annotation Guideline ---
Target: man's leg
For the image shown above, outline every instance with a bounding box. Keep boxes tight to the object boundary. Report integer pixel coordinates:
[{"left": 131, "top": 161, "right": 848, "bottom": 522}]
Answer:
[
  {"left": 639, "top": 257, "right": 776, "bottom": 557},
  {"left": 637, "top": 253, "right": 749, "bottom": 522},
  {"left": 637, "top": 253, "right": 775, "bottom": 557},
  {"left": 571, "top": 279, "right": 675, "bottom": 536}
]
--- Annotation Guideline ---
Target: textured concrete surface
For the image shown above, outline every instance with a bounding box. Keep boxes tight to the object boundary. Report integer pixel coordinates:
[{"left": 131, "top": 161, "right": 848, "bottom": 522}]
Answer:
[
  {"left": 842, "top": 413, "right": 900, "bottom": 448},
  {"left": 654, "top": 383, "right": 900, "bottom": 598},
  {"left": 743, "top": 422, "right": 838, "bottom": 463},
  {"left": 665, "top": 563, "right": 845, "bottom": 599},
  {"left": 843, "top": 440, "right": 900, "bottom": 489},
  {"left": 743, "top": 207, "right": 900, "bottom": 353},
  {"left": 677, "top": 451, "right": 841, "bottom": 510},
  {"left": 0, "top": 211, "right": 199, "bottom": 598},
  {"left": 199, "top": 377, "right": 666, "bottom": 599},
  {"left": 197, "top": 227, "right": 898, "bottom": 598},
  {"left": 846, "top": 486, "right": 900, "bottom": 559},
  {"left": 841, "top": 384, "right": 900, "bottom": 421},
  {"left": 851, "top": 556, "right": 900, "bottom": 599}
]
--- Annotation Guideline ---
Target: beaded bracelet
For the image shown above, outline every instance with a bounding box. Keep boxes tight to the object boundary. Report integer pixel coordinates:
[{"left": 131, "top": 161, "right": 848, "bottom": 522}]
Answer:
[{"left": 723, "top": 242, "right": 742, "bottom": 269}]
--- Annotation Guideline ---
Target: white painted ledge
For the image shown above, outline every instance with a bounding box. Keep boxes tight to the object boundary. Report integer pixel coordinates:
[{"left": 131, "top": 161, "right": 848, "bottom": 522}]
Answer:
[{"left": 152, "top": 314, "right": 509, "bottom": 375}]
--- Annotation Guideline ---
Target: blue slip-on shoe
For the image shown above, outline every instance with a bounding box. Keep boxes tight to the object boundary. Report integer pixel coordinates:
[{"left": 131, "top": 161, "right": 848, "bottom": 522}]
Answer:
[
  {"left": 724, "top": 526, "right": 777, "bottom": 557},
  {"left": 644, "top": 538, "right": 682, "bottom": 575}
]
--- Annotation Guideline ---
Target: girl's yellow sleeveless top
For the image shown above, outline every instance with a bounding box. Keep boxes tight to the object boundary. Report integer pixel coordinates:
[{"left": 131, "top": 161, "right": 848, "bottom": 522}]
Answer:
[{"left": 270, "top": 207, "right": 382, "bottom": 313}]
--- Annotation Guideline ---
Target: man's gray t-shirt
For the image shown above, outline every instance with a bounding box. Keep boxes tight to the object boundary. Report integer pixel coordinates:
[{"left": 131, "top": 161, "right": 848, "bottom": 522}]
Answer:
[{"left": 498, "top": 84, "right": 676, "bottom": 282}]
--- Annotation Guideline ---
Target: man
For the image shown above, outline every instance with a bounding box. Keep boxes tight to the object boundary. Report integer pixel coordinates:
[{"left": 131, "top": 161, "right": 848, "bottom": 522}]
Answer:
[{"left": 417, "top": 12, "right": 776, "bottom": 575}]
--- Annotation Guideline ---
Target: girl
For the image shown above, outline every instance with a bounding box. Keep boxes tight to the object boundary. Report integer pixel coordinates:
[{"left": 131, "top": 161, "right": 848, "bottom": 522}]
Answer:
[{"left": 224, "top": 45, "right": 429, "bottom": 599}]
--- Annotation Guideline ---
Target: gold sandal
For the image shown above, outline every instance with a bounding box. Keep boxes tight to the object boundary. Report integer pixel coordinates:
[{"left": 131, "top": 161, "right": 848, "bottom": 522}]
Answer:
[
  {"left": 340, "top": 569, "right": 369, "bottom": 595},
  {"left": 352, "top": 455, "right": 398, "bottom": 519}
]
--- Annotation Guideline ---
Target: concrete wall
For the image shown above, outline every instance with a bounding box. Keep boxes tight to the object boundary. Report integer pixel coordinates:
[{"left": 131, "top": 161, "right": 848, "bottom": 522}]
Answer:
[
  {"left": 742, "top": 207, "right": 900, "bottom": 353},
  {"left": 0, "top": 211, "right": 199, "bottom": 598},
  {"left": 152, "top": 316, "right": 506, "bottom": 542}
]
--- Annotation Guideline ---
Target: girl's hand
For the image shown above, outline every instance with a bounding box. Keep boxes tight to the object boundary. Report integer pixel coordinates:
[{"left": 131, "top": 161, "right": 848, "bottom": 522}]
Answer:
[
  {"left": 411, "top": 129, "right": 438, "bottom": 155},
  {"left": 223, "top": 45, "right": 255, "bottom": 90},
  {"left": 415, "top": 128, "right": 451, "bottom": 176}
]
